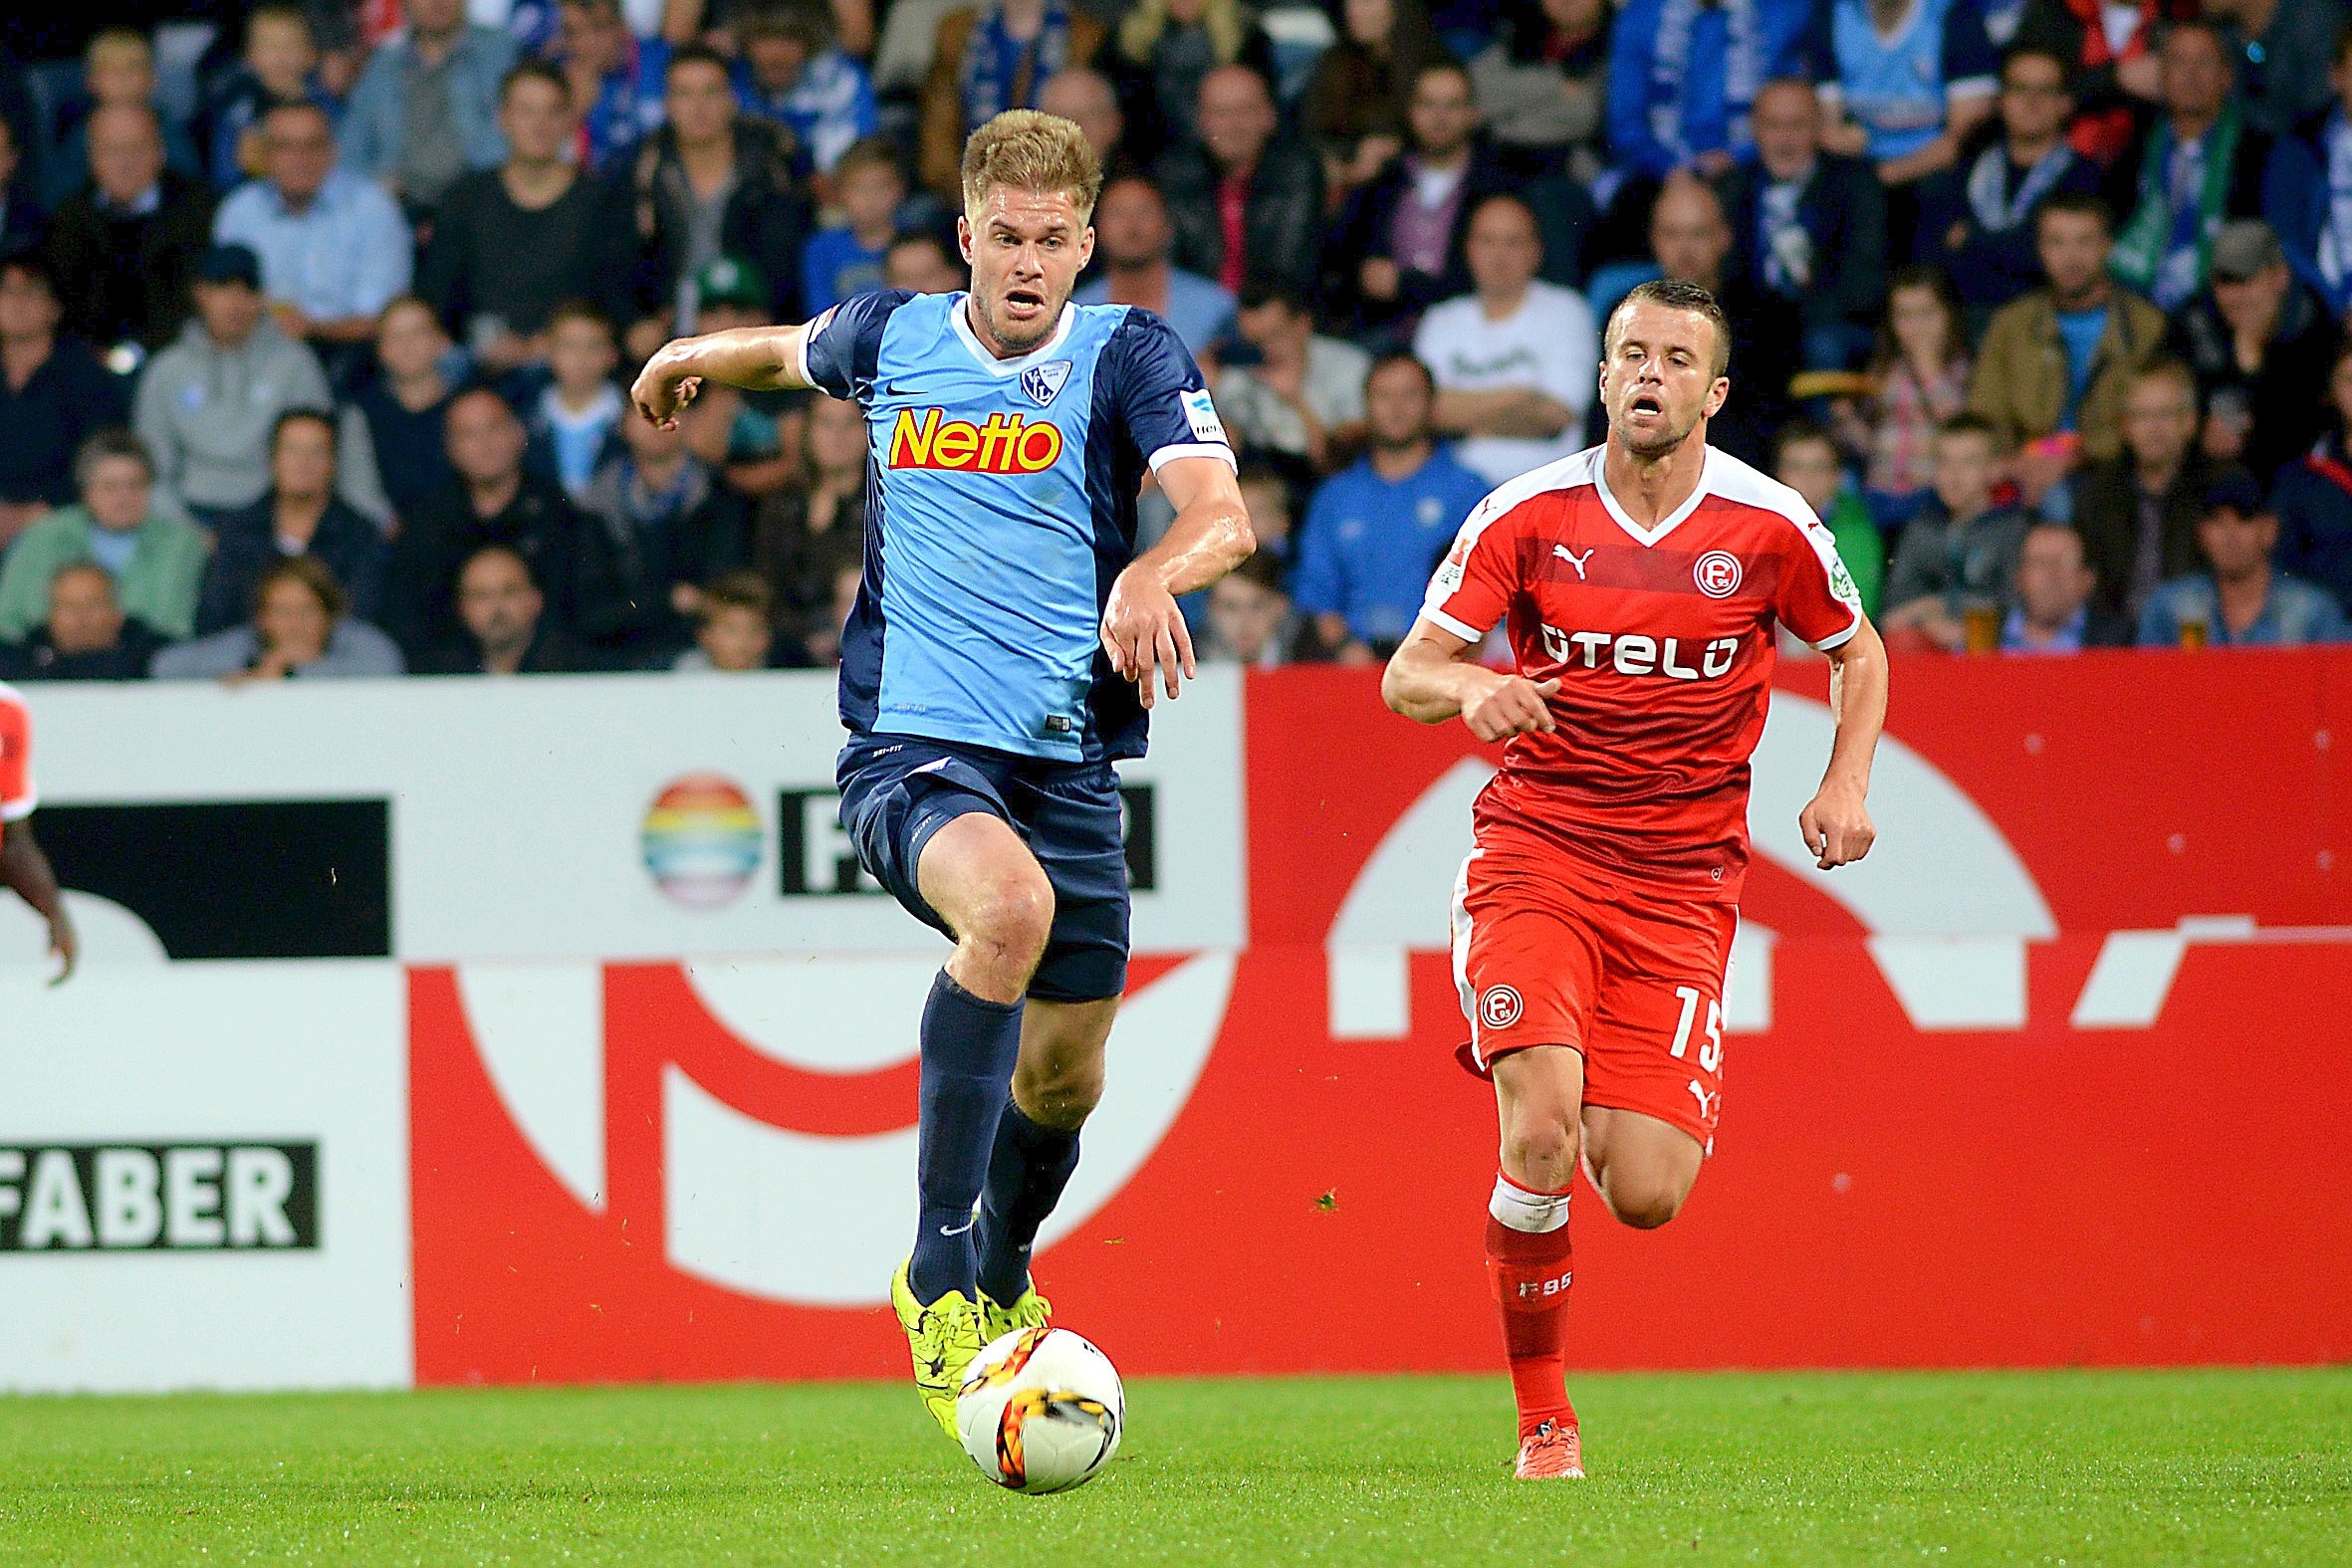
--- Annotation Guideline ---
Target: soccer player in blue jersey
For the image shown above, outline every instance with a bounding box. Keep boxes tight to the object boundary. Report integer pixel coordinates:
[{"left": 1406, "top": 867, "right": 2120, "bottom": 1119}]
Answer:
[{"left": 630, "top": 111, "right": 1252, "bottom": 1437}]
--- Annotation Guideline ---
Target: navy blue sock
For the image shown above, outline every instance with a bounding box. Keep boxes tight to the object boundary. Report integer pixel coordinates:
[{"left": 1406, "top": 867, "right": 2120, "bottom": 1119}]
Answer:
[
  {"left": 975, "top": 1103, "right": 1082, "bottom": 1306},
  {"left": 907, "top": 971, "right": 1024, "bottom": 1305}
]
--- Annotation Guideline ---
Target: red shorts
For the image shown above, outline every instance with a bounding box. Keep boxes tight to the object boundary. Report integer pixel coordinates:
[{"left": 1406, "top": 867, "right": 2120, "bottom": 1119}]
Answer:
[{"left": 1450, "top": 841, "right": 1736, "bottom": 1153}]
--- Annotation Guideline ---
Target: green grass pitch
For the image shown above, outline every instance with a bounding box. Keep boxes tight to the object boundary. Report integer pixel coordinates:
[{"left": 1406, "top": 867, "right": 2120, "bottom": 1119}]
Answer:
[{"left": 0, "top": 1369, "right": 2342, "bottom": 1565}]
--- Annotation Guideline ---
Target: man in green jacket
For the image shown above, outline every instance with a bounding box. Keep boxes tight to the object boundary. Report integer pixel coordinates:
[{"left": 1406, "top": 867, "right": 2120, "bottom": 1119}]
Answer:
[{"left": 0, "top": 430, "right": 209, "bottom": 642}]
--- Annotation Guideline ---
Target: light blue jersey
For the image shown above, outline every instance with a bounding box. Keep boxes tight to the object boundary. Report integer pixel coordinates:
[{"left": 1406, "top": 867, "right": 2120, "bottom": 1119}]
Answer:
[{"left": 803, "top": 291, "right": 1234, "bottom": 762}]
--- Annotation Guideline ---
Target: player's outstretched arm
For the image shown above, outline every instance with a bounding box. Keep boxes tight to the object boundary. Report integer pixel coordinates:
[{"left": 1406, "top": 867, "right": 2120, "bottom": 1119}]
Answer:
[
  {"left": 0, "top": 820, "right": 76, "bottom": 986},
  {"left": 1102, "top": 455, "right": 1254, "bottom": 708},
  {"left": 630, "top": 325, "right": 817, "bottom": 428},
  {"left": 1382, "top": 619, "right": 1558, "bottom": 743},
  {"left": 1799, "top": 614, "right": 1889, "bottom": 871}
]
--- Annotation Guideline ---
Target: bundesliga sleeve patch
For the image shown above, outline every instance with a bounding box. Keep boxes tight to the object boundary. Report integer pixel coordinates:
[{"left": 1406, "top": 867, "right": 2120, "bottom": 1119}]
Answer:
[
  {"left": 1181, "top": 387, "right": 1227, "bottom": 445},
  {"left": 1828, "top": 553, "right": 1862, "bottom": 609}
]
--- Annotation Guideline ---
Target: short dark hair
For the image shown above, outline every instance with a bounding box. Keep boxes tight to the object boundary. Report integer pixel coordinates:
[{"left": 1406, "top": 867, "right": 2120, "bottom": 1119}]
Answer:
[
  {"left": 1236, "top": 277, "right": 1308, "bottom": 316},
  {"left": 2000, "top": 44, "right": 2074, "bottom": 90},
  {"left": 2037, "top": 189, "right": 2112, "bottom": 234},
  {"left": 667, "top": 44, "right": 732, "bottom": 82},
  {"left": 254, "top": 555, "right": 348, "bottom": 623},
  {"left": 502, "top": 59, "right": 571, "bottom": 105},
  {"left": 271, "top": 406, "right": 337, "bottom": 452},
  {"left": 1935, "top": 411, "right": 2005, "bottom": 451},
  {"left": 738, "top": 0, "right": 833, "bottom": 49},
  {"left": 1366, "top": 349, "right": 1436, "bottom": 394},
  {"left": 1607, "top": 278, "right": 1734, "bottom": 379},
  {"left": 834, "top": 133, "right": 902, "bottom": 183},
  {"left": 699, "top": 568, "right": 774, "bottom": 621},
  {"left": 1235, "top": 461, "right": 1292, "bottom": 513},
  {"left": 1225, "top": 549, "right": 1287, "bottom": 594},
  {"left": 1769, "top": 418, "right": 1838, "bottom": 469},
  {"left": 459, "top": 541, "right": 537, "bottom": 588},
  {"left": 2158, "top": 17, "right": 2230, "bottom": 56},
  {"left": 74, "top": 427, "right": 154, "bottom": 487}
]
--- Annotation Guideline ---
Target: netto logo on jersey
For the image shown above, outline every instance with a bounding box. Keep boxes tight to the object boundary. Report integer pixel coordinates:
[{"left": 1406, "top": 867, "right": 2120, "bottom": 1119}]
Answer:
[
  {"left": 888, "top": 408, "right": 1064, "bottom": 474},
  {"left": 1539, "top": 624, "right": 1741, "bottom": 680}
]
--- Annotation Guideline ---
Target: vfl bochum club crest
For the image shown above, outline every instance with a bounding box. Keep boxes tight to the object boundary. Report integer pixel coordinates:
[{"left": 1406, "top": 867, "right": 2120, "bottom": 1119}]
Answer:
[{"left": 1021, "top": 360, "right": 1073, "bottom": 407}]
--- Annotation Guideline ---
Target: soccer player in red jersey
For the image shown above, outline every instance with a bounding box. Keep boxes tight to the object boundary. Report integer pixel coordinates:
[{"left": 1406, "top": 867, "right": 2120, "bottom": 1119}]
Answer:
[
  {"left": 0, "top": 681, "right": 76, "bottom": 983},
  {"left": 1382, "top": 279, "right": 1888, "bottom": 1480}
]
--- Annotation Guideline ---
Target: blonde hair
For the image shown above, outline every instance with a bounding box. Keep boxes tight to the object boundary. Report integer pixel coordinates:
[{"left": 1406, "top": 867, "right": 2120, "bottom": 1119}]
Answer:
[
  {"left": 1119, "top": 0, "right": 1248, "bottom": 66},
  {"left": 960, "top": 111, "right": 1103, "bottom": 222}
]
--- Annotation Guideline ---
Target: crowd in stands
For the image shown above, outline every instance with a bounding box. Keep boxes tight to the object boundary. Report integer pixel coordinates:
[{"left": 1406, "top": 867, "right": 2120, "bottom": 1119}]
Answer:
[{"left": 0, "top": 0, "right": 2348, "bottom": 687}]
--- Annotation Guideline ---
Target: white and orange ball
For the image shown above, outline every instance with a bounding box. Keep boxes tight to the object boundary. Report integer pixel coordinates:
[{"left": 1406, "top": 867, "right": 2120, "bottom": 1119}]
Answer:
[{"left": 955, "top": 1327, "right": 1123, "bottom": 1493}]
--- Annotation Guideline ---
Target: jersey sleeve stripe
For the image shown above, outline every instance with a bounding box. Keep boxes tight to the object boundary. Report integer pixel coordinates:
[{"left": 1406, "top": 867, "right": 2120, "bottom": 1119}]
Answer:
[
  {"left": 1145, "top": 441, "right": 1239, "bottom": 473},
  {"left": 0, "top": 791, "right": 36, "bottom": 823},
  {"left": 1809, "top": 619, "right": 1859, "bottom": 652},
  {"left": 1422, "top": 606, "right": 1486, "bottom": 642}
]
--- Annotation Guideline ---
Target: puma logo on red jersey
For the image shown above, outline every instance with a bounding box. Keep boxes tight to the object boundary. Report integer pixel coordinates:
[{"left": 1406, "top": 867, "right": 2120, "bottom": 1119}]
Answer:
[
  {"left": 1551, "top": 545, "right": 1593, "bottom": 579},
  {"left": 1538, "top": 624, "right": 1740, "bottom": 679}
]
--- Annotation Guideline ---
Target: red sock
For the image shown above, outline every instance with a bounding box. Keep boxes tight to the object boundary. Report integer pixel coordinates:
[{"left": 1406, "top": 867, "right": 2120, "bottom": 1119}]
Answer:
[{"left": 1485, "top": 1174, "right": 1575, "bottom": 1440}]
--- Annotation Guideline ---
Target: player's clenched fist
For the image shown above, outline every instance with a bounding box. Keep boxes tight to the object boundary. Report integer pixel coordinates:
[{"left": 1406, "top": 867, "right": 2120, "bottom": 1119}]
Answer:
[
  {"left": 1461, "top": 674, "right": 1559, "bottom": 743},
  {"left": 1798, "top": 779, "right": 1875, "bottom": 870}
]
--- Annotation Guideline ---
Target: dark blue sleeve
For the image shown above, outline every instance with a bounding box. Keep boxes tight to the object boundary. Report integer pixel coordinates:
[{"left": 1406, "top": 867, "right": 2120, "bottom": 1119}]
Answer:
[
  {"left": 1942, "top": 0, "right": 1998, "bottom": 94},
  {"left": 801, "top": 288, "right": 914, "bottom": 403},
  {"left": 1103, "top": 308, "right": 1236, "bottom": 469}
]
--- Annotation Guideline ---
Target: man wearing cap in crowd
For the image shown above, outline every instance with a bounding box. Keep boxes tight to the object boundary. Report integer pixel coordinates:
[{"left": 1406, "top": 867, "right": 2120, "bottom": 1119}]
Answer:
[
  {"left": 131, "top": 243, "right": 336, "bottom": 531},
  {"left": 2138, "top": 468, "right": 2351, "bottom": 647},
  {"left": 2163, "top": 219, "right": 2343, "bottom": 483}
]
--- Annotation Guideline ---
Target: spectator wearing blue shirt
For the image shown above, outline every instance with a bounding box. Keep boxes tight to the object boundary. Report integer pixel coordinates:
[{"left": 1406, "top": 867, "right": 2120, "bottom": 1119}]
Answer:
[
  {"left": 801, "top": 136, "right": 904, "bottom": 315},
  {"left": 2269, "top": 339, "right": 2352, "bottom": 617},
  {"left": 214, "top": 101, "right": 414, "bottom": 366},
  {"left": 1604, "top": 0, "right": 1817, "bottom": 181},
  {"left": 551, "top": 0, "right": 670, "bottom": 172},
  {"left": 525, "top": 303, "right": 624, "bottom": 501},
  {"left": 1816, "top": 0, "right": 1998, "bottom": 192},
  {"left": 734, "top": 0, "right": 878, "bottom": 179},
  {"left": 340, "top": 0, "right": 519, "bottom": 215},
  {"left": 1294, "top": 352, "right": 1493, "bottom": 659},
  {"left": 1072, "top": 174, "right": 1235, "bottom": 356},
  {"left": 2138, "top": 469, "right": 2352, "bottom": 646}
]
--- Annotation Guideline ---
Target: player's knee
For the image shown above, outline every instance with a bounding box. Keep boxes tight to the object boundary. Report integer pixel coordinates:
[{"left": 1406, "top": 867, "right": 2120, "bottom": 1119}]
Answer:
[
  {"left": 1603, "top": 1181, "right": 1687, "bottom": 1231},
  {"left": 962, "top": 874, "right": 1056, "bottom": 973},
  {"left": 1014, "top": 1055, "right": 1102, "bottom": 1128},
  {"left": 1500, "top": 1115, "right": 1578, "bottom": 1191}
]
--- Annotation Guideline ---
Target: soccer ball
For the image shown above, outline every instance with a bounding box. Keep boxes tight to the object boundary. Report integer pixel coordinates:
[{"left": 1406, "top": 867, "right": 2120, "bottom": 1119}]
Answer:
[{"left": 955, "top": 1327, "right": 1123, "bottom": 1493}]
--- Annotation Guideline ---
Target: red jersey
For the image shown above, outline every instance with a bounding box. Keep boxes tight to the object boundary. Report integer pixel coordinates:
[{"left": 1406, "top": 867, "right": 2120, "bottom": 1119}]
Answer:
[
  {"left": 1421, "top": 445, "right": 1861, "bottom": 901},
  {"left": 0, "top": 681, "right": 33, "bottom": 826}
]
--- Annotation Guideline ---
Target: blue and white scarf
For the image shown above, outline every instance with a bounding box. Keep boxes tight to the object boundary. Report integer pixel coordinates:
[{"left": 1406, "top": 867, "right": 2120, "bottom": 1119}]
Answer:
[
  {"left": 959, "top": 2, "right": 1076, "bottom": 128},
  {"left": 1964, "top": 140, "right": 2077, "bottom": 233},
  {"left": 2320, "top": 112, "right": 2352, "bottom": 308},
  {"left": 1648, "top": 0, "right": 1766, "bottom": 163}
]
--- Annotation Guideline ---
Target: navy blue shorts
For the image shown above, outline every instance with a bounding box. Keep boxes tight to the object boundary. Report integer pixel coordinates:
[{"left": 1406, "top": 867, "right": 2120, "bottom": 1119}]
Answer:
[{"left": 835, "top": 733, "right": 1131, "bottom": 1004}]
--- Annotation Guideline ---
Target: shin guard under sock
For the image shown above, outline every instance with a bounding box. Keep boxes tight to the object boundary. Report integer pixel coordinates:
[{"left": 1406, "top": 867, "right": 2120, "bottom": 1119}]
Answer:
[
  {"left": 1486, "top": 1173, "right": 1575, "bottom": 1439},
  {"left": 907, "top": 971, "right": 1024, "bottom": 1304}
]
